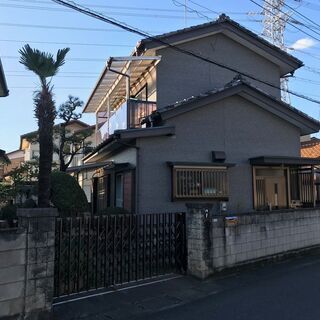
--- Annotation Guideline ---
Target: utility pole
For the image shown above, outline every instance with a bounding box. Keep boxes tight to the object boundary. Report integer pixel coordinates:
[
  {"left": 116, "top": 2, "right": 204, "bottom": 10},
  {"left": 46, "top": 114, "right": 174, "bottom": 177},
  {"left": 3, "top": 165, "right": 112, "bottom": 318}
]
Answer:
[{"left": 263, "top": 0, "right": 291, "bottom": 104}]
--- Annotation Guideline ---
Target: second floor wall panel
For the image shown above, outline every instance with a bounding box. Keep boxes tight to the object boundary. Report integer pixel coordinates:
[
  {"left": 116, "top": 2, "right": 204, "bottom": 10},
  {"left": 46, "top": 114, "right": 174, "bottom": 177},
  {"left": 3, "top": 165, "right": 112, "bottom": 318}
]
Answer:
[{"left": 155, "top": 33, "right": 281, "bottom": 108}]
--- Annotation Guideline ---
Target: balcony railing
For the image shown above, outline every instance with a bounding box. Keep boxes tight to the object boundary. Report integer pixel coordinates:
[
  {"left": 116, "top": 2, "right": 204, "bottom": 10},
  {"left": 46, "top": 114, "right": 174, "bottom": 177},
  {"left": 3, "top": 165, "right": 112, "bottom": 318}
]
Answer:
[{"left": 98, "top": 99, "right": 157, "bottom": 141}]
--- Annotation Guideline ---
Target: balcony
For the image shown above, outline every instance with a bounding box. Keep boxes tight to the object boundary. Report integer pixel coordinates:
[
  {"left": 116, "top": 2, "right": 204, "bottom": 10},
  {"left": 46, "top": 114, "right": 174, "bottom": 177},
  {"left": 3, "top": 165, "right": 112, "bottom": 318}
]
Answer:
[{"left": 98, "top": 99, "right": 157, "bottom": 141}]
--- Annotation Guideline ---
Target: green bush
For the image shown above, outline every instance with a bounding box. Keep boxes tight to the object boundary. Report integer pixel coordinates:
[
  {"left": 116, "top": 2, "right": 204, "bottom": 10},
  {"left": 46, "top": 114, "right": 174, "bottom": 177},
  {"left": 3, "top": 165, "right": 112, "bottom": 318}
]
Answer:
[
  {"left": 99, "top": 207, "right": 129, "bottom": 215},
  {"left": 0, "top": 204, "right": 17, "bottom": 221},
  {"left": 22, "top": 198, "right": 37, "bottom": 208},
  {"left": 51, "top": 171, "right": 89, "bottom": 216}
]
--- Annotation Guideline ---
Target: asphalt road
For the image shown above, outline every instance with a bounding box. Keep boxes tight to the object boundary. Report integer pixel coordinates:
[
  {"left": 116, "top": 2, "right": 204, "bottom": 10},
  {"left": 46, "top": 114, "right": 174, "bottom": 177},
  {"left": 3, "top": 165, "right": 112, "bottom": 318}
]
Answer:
[{"left": 54, "top": 253, "right": 320, "bottom": 320}]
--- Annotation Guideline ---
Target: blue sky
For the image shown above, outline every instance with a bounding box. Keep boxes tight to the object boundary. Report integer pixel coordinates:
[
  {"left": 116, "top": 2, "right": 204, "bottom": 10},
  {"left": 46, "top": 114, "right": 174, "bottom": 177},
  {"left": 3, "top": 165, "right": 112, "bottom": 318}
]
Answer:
[{"left": 0, "top": 0, "right": 320, "bottom": 152}]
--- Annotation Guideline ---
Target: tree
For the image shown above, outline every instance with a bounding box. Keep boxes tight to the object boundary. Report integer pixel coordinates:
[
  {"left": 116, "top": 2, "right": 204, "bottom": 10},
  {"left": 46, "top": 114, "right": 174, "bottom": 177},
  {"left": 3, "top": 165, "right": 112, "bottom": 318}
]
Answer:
[
  {"left": 0, "top": 160, "right": 39, "bottom": 205},
  {"left": 55, "top": 95, "right": 93, "bottom": 172},
  {"left": 51, "top": 171, "right": 89, "bottom": 216},
  {"left": 19, "top": 45, "right": 69, "bottom": 207}
]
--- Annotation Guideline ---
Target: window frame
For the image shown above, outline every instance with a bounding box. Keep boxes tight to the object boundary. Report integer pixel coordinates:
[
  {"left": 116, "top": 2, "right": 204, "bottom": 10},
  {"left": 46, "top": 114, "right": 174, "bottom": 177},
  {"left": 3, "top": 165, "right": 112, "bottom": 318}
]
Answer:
[{"left": 171, "top": 165, "right": 229, "bottom": 201}]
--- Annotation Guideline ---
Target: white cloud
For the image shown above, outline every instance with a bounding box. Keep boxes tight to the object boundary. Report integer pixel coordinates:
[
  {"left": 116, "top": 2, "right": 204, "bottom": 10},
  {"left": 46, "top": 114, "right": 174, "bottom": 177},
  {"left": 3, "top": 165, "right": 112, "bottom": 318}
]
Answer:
[{"left": 290, "top": 38, "right": 317, "bottom": 50}]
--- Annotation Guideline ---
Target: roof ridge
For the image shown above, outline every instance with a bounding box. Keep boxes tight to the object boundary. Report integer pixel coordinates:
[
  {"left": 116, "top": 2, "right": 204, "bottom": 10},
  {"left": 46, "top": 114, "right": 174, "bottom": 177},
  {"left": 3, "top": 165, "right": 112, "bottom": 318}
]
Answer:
[
  {"left": 159, "top": 80, "right": 320, "bottom": 129},
  {"left": 139, "top": 14, "right": 302, "bottom": 66}
]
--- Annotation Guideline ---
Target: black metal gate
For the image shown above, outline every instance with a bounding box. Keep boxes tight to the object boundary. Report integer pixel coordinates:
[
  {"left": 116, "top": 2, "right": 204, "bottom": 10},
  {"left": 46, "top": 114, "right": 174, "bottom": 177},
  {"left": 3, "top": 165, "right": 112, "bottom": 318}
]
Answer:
[{"left": 54, "top": 212, "right": 187, "bottom": 298}]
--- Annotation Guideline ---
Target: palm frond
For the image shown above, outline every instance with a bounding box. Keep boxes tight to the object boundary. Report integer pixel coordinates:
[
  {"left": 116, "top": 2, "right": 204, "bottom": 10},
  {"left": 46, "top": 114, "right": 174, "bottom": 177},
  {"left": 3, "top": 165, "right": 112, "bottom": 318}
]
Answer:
[
  {"left": 19, "top": 45, "right": 70, "bottom": 84},
  {"left": 54, "top": 48, "right": 70, "bottom": 74}
]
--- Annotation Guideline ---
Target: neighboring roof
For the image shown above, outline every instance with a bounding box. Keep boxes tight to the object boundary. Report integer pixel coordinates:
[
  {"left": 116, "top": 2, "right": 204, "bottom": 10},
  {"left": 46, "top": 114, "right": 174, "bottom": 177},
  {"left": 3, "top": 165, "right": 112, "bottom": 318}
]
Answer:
[
  {"left": 158, "top": 75, "right": 320, "bottom": 136},
  {"left": 0, "top": 58, "right": 8, "bottom": 97},
  {"left": 19, "top": 119, "right": 92, "bottom": 149},
  {"left": 138, "top": 14, "right": 302, "bottom": 75},
  {"left": 301, "top": 139, "right": 320, "bottom": 158},
  {"left": 250, "top": 156, "right": 320, "bottom": 166},
  {"left": 84, "top": 126, "right": 175, "bottom": 163},
  {"left": 6, "top": 149, "right": 24, "bottom": 159},
  {"left": 301, "top": 137, "right": 320, "bottom": 147}
]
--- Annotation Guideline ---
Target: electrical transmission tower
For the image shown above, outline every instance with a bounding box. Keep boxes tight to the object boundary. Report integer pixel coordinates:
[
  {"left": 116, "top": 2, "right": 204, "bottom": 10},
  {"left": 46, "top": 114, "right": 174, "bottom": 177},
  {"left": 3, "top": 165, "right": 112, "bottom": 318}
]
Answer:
[{"left": 263, "top": 0, "right": 291, "bottom": 104}]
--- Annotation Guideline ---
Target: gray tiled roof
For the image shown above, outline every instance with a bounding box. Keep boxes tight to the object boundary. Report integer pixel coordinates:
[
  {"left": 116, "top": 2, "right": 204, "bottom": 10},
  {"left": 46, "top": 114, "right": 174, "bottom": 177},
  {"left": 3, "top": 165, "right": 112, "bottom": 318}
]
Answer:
[
  {"left": 159, "top": 74, "right": 320, "bottom": 127},
  {"left": 139, "top": 14, "right": 302, "bottom": 67}
]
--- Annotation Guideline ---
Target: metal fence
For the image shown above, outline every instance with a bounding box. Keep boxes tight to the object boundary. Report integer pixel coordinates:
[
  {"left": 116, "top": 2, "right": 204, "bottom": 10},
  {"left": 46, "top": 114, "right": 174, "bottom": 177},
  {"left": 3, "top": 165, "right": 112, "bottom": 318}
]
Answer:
[{"left": 54, "top": 212, "right": 187, "bottom": 298}]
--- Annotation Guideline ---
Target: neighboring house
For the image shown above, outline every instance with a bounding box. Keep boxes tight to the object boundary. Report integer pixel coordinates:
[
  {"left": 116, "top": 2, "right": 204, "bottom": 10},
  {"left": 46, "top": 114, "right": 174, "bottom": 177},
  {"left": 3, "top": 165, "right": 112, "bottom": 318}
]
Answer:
[
  {"left": 301, "top": 137, "right": 320, "bottom": 158},
  {"left": 0, "top": 150, "right": 10, "bottom": 181},
  {"left": 2, "top": 149, "right": 25, "bottom": 177},
  {"left": 82, "top": 14, "right": 320, "bottom": 215},
  {"left": 0, "top": 58, "right": 8, "bottom": 97},
  {"left": 20, "top": 119, "right": 93, "bottom": 164},
  {"left": 19, "top": 120, "right": 96, "bottom": 201}
]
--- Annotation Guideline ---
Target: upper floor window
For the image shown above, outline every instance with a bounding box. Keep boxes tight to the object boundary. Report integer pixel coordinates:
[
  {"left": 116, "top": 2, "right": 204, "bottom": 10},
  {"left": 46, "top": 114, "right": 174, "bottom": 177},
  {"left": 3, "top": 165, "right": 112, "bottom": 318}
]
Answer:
[
  {"left": 31, "top": 150, "right": 39, "bottom": 160},
  {"left": 171, "top": 165, "right": 229, "bottom": 200}
]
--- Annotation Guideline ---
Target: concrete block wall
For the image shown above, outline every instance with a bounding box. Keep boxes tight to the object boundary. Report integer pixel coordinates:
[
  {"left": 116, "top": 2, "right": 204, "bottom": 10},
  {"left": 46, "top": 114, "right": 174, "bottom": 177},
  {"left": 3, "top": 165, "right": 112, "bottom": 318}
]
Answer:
[
  {"left": 0, "top": 229, "right": 26, "bottom": 318},
  {"left": 187, "top": 206, "right": 320, "bottom": 278},
  {"left": 213, "top": 209, "right": 320, "bottom": 269},
  {"left": 186, "top": 204, "right": 213, "bottom": 279},
  {"left": 0, "top": 208, "right": 57, "bottom": 320}
]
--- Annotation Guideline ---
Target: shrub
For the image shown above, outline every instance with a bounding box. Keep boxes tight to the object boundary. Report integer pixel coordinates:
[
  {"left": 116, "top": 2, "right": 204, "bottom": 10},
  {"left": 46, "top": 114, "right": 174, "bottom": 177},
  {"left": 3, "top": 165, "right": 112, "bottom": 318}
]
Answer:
[
  {"left": 51, "top": 171, "right": 89, "bottom": 216},
  {"left": 99, "top": 207, "right": 129, "bottom": 215},
  {"left": 0, "top": 204, "right": 17, "bottom": 221},
  {"left": 22, "top": 198, "right": 37, "bottom": 208}
]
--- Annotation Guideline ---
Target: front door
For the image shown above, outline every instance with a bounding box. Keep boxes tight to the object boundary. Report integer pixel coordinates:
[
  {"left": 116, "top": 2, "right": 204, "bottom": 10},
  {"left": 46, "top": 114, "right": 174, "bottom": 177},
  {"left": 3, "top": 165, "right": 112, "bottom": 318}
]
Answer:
[{"left": 265, "top": 176, "right": 287, "bottom": 209}]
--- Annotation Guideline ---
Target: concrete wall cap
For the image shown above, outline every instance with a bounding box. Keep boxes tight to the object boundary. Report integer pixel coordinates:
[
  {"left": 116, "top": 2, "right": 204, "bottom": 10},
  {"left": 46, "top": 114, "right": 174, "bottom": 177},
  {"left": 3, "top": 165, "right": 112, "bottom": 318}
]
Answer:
[
  {"left": 17, "top": 208, "right": 58, "bottom": 218},
  {"left": 0, "top": 227, "right": 25, "bottom": 234}
]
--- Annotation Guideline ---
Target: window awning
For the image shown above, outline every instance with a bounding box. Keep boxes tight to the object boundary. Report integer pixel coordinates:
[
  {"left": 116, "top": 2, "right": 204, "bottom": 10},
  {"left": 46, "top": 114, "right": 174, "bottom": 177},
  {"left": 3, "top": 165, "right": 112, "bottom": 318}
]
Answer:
[
  {"left": 250, "top": 156, "right": 320, "bottom": 166},
  {"left": 83, "top": 56, "right": 161, "bottom": 114},
  {"left": 167, "top": 161, "right": 235, "bottom": 168},
  {"left": 66, "top": 161, "right": 111, "bottom": 173}
]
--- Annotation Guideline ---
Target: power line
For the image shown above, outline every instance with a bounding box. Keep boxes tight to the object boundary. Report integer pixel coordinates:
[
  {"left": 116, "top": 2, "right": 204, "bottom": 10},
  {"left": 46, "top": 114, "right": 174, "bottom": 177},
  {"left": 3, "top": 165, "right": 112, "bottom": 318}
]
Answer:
[
  {"left": 187, "top": 0, "right": 220, "bottom": 15},
  {"left": 6, "top": 74, "right": 97, "bottom": 78},
  {"left": 10, "top": 86, "right": 91, "bottom": 89},
  {"left": 0, "top": 22, "right": 132, "bottom": 32},
  {"left": 289, "top": 49, "right": 320, "bottom": 60},
  {"left": 0, "top": 2, "right": 210, "bottom": 20},
  {"left": 304, "top": 65, "right": 320, "bottom": 75},
  {"left": 4, "top": 0, "right": 256, "bottom": 15},
  {"left": 7, "top": 70, "right": 98, "bottom": 74},
  {"left": 50, "top": 0, "right": 320, "bottom": 105},
  {"left": 171, "top": 0, "right": 212, "bottom": 22},
  {"left": 284, "top": 1, "right": 320, "bottom": 30},
  {"left": 250, "top": 0, "right": 320, "bottom": 41},
  {"left": 8, "top": 73, "right": 320, "bottom": 87},
  {"left": 293, "top": 76, "right": 320, "bottom": 85},
  {"left": 0, "top": 2, "right": 264, "bottom": 23},
  {"left": 188, "top": 0, "right": 262, "bottom": 16},
  {"left": 295, "top": 0, "right": 320, "bottom": 11},
  {"left": 0, "top": 39, "right": 133, "bottom": 47},
  {"left": 2, "top": 55, "right": 106, "bottom": 62}
]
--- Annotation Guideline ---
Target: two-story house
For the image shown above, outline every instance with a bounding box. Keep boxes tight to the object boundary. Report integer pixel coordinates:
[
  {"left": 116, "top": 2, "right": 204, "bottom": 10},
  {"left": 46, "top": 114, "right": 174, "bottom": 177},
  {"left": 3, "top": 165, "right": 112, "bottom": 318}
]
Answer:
[
  {"left": 1, "top": 120, "right": 95, "bottom": 200},
  {"left": 82, "top": 15, "right": 320, "bottom": 215}
]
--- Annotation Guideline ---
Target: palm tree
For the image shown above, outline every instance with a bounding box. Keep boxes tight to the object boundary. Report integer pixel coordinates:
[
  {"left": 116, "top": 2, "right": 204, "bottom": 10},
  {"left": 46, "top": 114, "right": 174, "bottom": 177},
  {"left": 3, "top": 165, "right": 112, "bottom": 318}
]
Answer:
[{"left": 19, "top": 45, "right": 70, "bottom": 207}]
